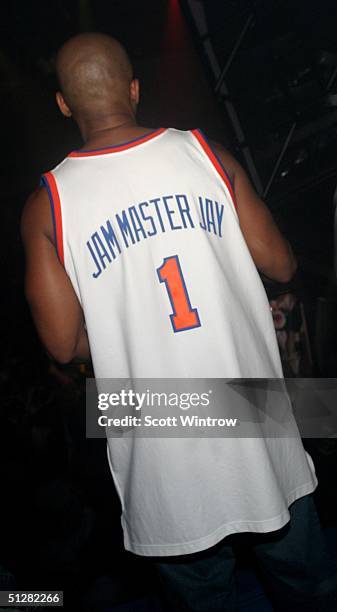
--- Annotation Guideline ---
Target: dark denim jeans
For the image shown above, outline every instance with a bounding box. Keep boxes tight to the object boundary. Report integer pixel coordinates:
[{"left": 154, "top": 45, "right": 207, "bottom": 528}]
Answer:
[{"left": 155, "top": 494, "right": 337, "bottom": 611}]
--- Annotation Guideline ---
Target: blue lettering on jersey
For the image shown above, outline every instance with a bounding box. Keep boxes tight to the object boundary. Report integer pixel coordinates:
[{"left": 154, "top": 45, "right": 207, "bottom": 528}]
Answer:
[
  {"left": 199, "top": 197, "right": 224, "bottom": 237},
  {"left": 87, "top": 193, "right": 226, "bottom": 279},
  {"left": 163, "top": 195, "right": 182, "bottom": 230},
  {"left": 129, "top": 205, "right": 147, "bottom": 241},
  {"left": 92, "top": 232, "right": 112, "bottom": 268},
  {"left": 215, "top": 201, "right": 224, "bottom": 237},
  {"left": 176, "top": 194, "right": 195, "bottom": 229},
  {"left": 139, "top": 202, "right": 157, "bottom": 236},
  {"left": 87, "top": 239, "right": 102, "bottom": 279},
  {"left": 116, "top": 211, "right": 136, "bottom": 247},
  {"left": 100, "top": 220, "right": 121, "bottom": 258},
  {"left": 206, "top": 199, "right": 217, "bottom": 234},
  {"left": 199, "top": 197, "right": 207, "bottom": 231},
  {"left": 149, "top": 197, "right": 166, "bottom": 232}
]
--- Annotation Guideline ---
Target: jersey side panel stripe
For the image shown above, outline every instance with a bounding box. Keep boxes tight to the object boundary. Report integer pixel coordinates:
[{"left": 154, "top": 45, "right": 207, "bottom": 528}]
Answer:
[{"left": 41, "top": 172, "right": 64, "bottom": 266}]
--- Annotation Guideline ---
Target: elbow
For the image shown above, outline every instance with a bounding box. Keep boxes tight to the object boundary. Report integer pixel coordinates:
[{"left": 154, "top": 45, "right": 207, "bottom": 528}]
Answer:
[
  {"left": 273, "top": 257, "right": 297, "bottom": 284},
  {"left": 40, "top": 332, "right": 79, "bottom": 364},
  {"left": 261, "top": 255, "right": 297, "bottom": 284},
  {"left": 51, "top": 349, "right": 75, "bottom": 365},
  {"left": 45, "top": 341, "right": 76, "bottom": 364},
  {"left": 24, "top": 291, "right": 79, "bottom": 365},
  {"left": 43, "top": 325, "right": 82, "bottom": 364},
  {"left": 274, "top": 272, "right": 293, "bottom": 284}
]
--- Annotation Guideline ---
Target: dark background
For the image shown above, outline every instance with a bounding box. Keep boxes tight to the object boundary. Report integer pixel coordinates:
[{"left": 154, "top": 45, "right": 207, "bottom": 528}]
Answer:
[{"left": 1, "top": 1, "right": 337, "bottom": 610}]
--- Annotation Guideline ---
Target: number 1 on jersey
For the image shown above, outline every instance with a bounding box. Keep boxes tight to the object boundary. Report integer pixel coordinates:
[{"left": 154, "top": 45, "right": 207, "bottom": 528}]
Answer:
[{"left": 157, "top": 255, "right": 201, "bottom": 333}]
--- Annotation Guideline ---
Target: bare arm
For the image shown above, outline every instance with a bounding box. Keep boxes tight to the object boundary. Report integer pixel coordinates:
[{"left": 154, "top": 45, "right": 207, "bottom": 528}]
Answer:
[
  {"left": 212, "top": 142, "right": 297, "bottom": 283},
  {"left": 21, "top": 187, "right": 90, "bottom": 363}
]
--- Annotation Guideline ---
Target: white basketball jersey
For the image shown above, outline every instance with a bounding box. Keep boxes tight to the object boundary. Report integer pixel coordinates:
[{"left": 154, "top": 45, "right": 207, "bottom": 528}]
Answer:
[{"left": 43, "top": 128, "right": 317, "bottom": 556}]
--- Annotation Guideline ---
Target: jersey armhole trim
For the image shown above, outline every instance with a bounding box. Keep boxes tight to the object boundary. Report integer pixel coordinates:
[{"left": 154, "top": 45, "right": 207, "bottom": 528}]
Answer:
[
  {"left": 191, "top": 129, "right": 237, "bottom": 210},
  {"left": 40, "top": 173, "right": 64, "bottom": 266}
]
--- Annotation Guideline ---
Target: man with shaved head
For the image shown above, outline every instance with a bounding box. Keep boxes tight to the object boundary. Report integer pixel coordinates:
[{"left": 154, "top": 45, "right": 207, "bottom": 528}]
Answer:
[
  {"left": 22, "top": 33, "right": 337, "bottom": 611},
  {"left": 55, "top": 34, "right": 135, "bottom": 129}
]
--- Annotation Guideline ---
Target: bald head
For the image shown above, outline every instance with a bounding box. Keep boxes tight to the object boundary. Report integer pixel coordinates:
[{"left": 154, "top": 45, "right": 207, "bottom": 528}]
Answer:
[{"left": 56, "top": 33, "right": 135, "bottom": 119}]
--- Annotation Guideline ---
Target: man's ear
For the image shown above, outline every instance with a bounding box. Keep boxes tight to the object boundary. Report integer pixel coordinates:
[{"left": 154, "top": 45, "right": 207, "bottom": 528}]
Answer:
[
  {"left": 56, "top": 92, "right": 72, "bottom": 117},
  {"left": 130, "top": 79, "right": 140, "bottom": 107}
]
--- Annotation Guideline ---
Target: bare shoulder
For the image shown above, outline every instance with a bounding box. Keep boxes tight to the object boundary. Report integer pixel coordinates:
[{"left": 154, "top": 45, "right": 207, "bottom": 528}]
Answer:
[
  {"left": 207, "top": 141, "right": 296, "bottom": 282},
  {"left": 208, "top": 139, "right": 239, "bottom": 185},
  {"left": 21, "top": 186, "right": 54, "bottom": 243},
  {"left": 209, "top": 139, "right": 263, "bottom": 204}
]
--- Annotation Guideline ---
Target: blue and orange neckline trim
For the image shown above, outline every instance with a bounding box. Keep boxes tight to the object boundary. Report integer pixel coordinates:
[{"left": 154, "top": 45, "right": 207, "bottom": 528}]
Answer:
[{"left": 68, "top": 127, "right": 167, "bottom": 157}]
